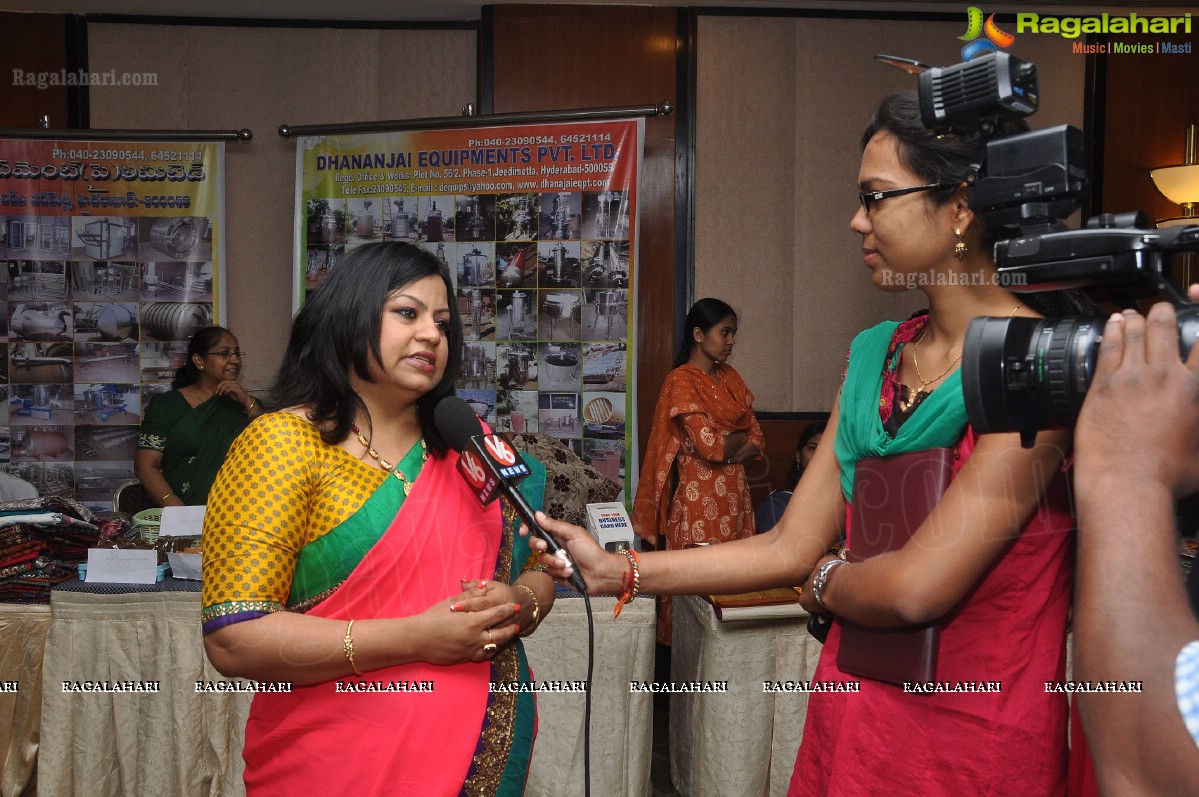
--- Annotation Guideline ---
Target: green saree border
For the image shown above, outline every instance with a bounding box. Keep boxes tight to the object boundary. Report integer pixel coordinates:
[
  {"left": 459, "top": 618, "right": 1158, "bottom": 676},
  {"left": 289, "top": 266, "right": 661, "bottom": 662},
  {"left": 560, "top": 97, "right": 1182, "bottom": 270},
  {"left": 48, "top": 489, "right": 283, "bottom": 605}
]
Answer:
[{"left": 287, "top": 442, "right": 424, "bottom": 608}]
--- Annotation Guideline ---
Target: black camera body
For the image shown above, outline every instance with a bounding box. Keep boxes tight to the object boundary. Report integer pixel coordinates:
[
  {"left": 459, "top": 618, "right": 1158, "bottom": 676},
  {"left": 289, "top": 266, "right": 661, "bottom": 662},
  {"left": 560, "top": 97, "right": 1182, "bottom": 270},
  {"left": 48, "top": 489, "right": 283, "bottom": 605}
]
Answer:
[{"left": 904, "top": 52, "right": 1199, "bottom": 447}]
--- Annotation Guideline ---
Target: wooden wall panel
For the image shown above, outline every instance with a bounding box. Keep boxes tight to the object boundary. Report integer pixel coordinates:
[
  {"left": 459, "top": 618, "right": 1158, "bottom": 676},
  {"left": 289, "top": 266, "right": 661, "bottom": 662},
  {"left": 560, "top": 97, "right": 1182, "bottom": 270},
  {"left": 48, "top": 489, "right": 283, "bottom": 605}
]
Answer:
[
  {"left": 0, "top": 13, "right": 71, "bottom": 128},
  {"left": 1099, "top": 35, "right": 1199, "bottom": 227},
  {"left": 696, "top": 16, "right": 1087, "bottom": 414},
  {"left": 486, "top": 4, "right": 679, "bottom": 459},
  {"left": 750, "top": 415, "right": 827, "bottom": 508},
  {"left": 88, "top": 23, "right": 477, "bottom": 392}
]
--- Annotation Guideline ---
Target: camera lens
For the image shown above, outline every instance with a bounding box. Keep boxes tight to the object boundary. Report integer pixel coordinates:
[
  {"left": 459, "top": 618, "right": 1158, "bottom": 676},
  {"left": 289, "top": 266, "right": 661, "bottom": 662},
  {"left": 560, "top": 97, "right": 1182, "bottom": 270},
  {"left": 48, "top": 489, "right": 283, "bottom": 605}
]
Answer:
[
  {"left": 962, "top": 314, "right": 1106, "bottom": 437},
  {"left": 966, "top": 308, "right": 1199, "bottom": 442}
]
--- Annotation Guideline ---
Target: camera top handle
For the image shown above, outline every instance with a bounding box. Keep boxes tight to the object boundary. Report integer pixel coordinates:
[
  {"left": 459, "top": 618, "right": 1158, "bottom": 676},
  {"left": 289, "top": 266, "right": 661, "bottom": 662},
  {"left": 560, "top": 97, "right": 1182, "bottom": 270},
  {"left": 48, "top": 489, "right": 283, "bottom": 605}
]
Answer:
[{"left": 996, "top": 219, "right": 1199, "bottom": 310}]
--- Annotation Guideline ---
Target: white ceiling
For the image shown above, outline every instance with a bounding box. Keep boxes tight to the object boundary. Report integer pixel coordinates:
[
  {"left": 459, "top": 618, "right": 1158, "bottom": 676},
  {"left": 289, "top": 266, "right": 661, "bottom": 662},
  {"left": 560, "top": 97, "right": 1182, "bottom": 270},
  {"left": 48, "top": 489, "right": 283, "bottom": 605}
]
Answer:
[{"left": 0, "top": 0, "right": 1190, "bottom": 24}]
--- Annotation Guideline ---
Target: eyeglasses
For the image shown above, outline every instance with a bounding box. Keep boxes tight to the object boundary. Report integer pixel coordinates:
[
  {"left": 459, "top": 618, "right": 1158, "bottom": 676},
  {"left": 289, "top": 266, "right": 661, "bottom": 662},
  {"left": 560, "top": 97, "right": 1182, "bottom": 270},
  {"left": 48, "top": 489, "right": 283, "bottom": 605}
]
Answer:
[
  {"left": 204, "top": 349, "right": 246, "bottom": 358},
  {"left": 858, "top": 182, "right": 955, "bottom": 213}
]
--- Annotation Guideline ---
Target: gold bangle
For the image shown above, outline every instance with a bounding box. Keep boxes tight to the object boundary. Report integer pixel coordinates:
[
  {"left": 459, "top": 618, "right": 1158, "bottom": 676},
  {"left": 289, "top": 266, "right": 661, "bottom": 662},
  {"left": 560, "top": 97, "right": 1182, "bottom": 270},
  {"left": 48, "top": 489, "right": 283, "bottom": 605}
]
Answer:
[
  {"left": 343, "top": 619, "right": 362, "bottom": 676},
  {"left": 514, "top": 584, "right": 540, "bottom": 636},
  {"left": 160, "top": 492, "right": 176, "bottom": 503}
]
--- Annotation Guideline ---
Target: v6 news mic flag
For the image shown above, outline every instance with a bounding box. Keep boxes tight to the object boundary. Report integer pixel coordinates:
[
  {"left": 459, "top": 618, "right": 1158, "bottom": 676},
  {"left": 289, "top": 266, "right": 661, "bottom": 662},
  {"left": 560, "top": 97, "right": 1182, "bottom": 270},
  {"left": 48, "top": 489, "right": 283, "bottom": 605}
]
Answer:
[{"left": 457, "top": 431, "right": 532, "bottom": 507}]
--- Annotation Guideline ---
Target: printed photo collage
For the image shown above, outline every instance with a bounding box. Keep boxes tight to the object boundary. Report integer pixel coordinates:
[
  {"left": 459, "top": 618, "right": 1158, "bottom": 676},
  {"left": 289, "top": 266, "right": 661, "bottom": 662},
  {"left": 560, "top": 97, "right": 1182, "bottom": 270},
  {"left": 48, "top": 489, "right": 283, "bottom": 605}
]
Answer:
[
  {"left": 0, "top": 214, "right": 216, "bottom": 508},
  {"left": 305, "top": 189, "right": 632, "bottom": 492}
]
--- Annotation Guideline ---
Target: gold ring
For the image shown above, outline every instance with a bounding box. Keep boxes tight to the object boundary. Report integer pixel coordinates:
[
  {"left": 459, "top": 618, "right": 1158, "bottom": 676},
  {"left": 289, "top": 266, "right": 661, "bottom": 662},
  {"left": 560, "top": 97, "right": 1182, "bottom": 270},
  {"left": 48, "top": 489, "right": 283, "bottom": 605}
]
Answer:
[
  {"left": 483, "top": 642, "right": 498, "bottom": 654},
  {"left": 485, "top": 629, "right": 494, "bottom": 643}
]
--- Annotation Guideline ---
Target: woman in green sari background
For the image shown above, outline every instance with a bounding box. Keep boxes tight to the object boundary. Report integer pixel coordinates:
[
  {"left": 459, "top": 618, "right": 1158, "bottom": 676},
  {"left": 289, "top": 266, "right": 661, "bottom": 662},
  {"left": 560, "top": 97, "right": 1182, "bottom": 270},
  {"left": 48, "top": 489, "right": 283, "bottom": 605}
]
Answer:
[{"left": 135, "top": 326, "right": 265, "bottom": 506}]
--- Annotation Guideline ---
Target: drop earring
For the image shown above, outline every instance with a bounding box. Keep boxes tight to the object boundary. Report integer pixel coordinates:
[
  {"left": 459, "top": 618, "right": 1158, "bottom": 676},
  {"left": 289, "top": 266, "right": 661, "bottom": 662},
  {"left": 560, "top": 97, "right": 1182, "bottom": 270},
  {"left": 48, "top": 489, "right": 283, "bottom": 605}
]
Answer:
[{"left": 954, "top": 228, "right": 968, "bottom": 260}]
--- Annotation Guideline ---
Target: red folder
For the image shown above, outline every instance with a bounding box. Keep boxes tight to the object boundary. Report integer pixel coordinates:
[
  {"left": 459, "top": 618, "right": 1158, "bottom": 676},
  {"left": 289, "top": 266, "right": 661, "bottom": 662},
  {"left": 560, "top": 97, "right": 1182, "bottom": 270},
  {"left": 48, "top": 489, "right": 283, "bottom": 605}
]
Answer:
[{"left": 836, "top": 448, "right": 955, "bottom": 686}]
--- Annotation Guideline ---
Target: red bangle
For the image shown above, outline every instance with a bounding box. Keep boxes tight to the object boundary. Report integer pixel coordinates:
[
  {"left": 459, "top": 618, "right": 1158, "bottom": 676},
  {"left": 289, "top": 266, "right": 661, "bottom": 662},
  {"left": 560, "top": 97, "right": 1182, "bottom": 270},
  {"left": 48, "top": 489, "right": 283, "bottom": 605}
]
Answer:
[{"left": 614, "top": 548, "right": 640, "bottom": 619}]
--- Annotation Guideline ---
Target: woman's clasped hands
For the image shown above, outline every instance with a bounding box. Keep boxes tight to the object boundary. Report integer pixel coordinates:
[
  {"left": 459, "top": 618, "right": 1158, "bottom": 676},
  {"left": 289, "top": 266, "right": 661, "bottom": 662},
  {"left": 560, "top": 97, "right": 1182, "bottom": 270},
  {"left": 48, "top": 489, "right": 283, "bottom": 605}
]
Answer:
[{"left": 413, "top": 580, "right": 522, "bottom": 664}]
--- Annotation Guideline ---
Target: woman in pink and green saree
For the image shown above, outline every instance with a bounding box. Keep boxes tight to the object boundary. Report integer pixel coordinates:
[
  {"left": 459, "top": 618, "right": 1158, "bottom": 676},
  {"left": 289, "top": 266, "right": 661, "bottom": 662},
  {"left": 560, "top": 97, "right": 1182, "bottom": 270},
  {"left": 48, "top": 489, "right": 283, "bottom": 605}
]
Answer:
[{"left": 201, "top": 242, "right": 553, "bottom": 796}]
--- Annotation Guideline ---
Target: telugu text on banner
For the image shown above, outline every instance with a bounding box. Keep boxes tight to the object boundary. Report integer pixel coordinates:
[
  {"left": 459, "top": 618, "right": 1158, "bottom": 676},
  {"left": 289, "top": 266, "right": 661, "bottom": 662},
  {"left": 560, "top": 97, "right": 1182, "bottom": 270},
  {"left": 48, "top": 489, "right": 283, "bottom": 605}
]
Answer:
[{"left": 0, "top": 141, "right": 225, "bottom": 508}]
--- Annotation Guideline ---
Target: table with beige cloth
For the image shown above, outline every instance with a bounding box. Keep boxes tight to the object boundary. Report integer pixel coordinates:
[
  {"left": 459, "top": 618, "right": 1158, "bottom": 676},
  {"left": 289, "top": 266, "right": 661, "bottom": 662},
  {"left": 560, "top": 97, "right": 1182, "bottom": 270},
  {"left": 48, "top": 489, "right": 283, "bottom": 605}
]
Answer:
[
  {"left": 37, "top": 584, "right": 251, "bottom": 797},
  {"left": 34, "top": 584, "right": 654, "bottom": 797},
  {"left": 0, "top": 602, "right": 51, "bottom": 797},
  {"left": 525, "top": 594, "right": 655, "bottom": 797},
  {"left": 669, "top": 594, "right": 824, "bottom": 797}
]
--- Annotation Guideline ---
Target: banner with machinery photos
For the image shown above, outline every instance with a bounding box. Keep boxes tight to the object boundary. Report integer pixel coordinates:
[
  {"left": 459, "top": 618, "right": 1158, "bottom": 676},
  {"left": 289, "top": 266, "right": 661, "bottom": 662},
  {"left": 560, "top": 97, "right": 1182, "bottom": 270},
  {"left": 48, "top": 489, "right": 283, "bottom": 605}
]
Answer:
[
  {"left": 0, "top": 141, "right": 225, "bottom": 509},
  {"left": 295, "top": 118, "right": 642, "bottom": 500}
]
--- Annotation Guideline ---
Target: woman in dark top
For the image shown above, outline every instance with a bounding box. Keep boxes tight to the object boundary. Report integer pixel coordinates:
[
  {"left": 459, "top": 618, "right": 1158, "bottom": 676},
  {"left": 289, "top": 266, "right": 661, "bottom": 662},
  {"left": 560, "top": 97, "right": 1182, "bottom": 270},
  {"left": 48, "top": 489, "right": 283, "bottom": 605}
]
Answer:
[
  {"left": 755, "top": 421, "right": 826, "bottom": 533},
  {"left": 135, "top": 326, "right": 264, "bottom": 506}
]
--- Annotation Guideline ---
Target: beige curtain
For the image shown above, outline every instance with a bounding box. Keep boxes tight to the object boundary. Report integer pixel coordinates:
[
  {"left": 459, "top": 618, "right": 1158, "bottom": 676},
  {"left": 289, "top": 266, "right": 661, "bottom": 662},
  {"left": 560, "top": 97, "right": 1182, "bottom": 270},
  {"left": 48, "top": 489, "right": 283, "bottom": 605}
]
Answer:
[
  {"left": 33, "top": 589, "right": 653, "bottom": 797},
  {"left": 670, "top": 594, "right": 823, "bottom": 797},
  {"left": 0, "top": 603, "right": 50, "bottom": 797},
  {"left": 524, "top": 595, "right": 656, "bottom": 797}
]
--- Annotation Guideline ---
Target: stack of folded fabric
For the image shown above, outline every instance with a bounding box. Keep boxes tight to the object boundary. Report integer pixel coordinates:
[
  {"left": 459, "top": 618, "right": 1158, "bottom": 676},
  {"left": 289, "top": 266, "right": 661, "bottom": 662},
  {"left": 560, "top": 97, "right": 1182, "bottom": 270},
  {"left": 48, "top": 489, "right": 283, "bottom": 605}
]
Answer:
[
  {"left": 0, "top": 496, "right": 99, "bottom": 603},
  {"left": 0, "top": 526, "right": 40, "bottom": 583}
]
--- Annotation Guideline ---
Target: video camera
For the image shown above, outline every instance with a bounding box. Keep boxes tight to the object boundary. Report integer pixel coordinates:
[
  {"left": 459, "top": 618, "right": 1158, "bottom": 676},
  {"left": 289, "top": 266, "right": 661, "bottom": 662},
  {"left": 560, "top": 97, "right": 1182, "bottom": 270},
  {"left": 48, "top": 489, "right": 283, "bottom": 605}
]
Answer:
[{"left": 894, "top": 51, "right": 1199, "bottom": 447}]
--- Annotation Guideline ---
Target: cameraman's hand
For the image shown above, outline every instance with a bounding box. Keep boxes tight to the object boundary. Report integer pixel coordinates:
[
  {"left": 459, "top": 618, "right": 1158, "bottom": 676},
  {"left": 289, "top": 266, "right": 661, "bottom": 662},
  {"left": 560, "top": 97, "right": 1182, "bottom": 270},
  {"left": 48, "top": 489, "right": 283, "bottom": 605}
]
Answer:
[{"left": 1075, "top": 301, "right": 1199, "bottom": 499}]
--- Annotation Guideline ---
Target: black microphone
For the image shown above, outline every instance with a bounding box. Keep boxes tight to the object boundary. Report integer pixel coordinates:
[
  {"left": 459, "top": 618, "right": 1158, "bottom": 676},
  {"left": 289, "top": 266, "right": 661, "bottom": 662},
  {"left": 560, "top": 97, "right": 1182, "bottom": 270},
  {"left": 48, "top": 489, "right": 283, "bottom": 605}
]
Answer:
[{"left": 434, "top": 396, "right": 587, "bottom": 593}]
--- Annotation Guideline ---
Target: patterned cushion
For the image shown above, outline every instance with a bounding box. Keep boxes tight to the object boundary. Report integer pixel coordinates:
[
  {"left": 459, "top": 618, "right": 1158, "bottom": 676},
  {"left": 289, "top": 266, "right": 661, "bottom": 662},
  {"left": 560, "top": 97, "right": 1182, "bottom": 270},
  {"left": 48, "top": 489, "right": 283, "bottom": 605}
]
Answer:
[{"left": 509, "top": 433, "right": 621, "bottom": 526}]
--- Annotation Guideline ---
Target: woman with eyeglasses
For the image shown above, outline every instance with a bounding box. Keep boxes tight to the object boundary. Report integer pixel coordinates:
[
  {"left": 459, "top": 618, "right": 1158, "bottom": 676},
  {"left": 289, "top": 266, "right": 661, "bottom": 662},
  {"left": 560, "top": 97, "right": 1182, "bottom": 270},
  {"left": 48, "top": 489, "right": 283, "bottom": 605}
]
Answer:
[
  {"left": 527, "top": 91, "right": 1085, "bottom": 795},
  {"left": 135, "top": 326, "right": 264, "bottom": 507}
]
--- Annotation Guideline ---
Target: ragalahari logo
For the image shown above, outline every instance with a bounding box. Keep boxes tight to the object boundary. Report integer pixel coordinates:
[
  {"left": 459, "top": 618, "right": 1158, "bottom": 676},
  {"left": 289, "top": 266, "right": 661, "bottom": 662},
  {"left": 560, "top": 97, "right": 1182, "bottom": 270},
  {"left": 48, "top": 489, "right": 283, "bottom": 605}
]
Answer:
[{"left": 959, "top": 7, "right": 1015, "bottom": 61}]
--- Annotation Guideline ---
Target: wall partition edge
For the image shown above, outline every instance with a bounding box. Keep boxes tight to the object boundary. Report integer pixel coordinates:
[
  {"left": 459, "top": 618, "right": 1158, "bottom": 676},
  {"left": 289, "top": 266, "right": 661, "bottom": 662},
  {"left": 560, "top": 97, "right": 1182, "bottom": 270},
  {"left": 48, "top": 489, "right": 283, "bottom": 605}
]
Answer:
[
  {"left": 478, "top": 5, "right": 495, "bottom": 115},
  {"left": 64, "top": 14, "right": 89, "bottom": 128},
  {"left": 677, "top": 9, "right": 697, "bottom": 347}
]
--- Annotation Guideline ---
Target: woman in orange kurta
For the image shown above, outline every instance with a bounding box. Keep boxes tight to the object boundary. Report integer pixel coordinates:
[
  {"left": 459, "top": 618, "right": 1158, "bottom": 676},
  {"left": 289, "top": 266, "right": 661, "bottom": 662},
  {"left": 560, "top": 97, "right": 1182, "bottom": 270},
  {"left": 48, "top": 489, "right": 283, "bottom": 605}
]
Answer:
[{"left": 631, "top": 298, "right": 765, "bottom": 643}]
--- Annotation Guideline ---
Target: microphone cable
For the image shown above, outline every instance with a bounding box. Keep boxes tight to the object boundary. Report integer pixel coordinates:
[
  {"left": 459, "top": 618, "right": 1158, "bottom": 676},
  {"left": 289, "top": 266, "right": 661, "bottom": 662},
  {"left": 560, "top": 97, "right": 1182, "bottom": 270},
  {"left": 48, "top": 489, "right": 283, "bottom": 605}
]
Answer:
[
  {"left": 580, "top": 589, "right": 594, "bottom": 797},
  {"left": 432, "top": 395, "right": 595, "bottom": 793}
]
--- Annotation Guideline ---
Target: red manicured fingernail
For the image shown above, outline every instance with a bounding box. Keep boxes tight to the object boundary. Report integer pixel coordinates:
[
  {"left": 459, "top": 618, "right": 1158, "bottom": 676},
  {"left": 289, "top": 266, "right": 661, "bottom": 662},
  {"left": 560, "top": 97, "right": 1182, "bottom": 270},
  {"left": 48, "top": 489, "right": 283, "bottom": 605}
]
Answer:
[
  {"left": 477, "top": 581, "right": 487, "bottom": 589},
  {"left": 514, "top": 603, "right": 521, "bottom": 612},
  {"left": 450, "top": 604, "right": 462, "bottom": 612}
]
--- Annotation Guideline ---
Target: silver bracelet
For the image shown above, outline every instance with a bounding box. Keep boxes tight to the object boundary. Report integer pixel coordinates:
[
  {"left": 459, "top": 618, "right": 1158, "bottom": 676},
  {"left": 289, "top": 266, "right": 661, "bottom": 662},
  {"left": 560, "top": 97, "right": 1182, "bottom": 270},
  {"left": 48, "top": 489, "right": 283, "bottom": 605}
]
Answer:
[{"left": 810, "top": 559, "right": 847, "bottom": 613}]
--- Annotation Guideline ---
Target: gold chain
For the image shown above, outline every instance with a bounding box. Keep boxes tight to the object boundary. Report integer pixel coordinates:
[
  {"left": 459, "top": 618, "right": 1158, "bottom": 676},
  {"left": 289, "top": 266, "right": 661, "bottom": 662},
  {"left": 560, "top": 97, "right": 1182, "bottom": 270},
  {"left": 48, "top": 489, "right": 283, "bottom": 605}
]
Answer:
[
  {"left": 910, "top": 328, "right": 963, "bottom": 393},
  {"left": 351, "top": 425, "right": 427, "bottom": 495},
  {"left": 908, "top": 302, "right": 1023, "bottom": 397}
]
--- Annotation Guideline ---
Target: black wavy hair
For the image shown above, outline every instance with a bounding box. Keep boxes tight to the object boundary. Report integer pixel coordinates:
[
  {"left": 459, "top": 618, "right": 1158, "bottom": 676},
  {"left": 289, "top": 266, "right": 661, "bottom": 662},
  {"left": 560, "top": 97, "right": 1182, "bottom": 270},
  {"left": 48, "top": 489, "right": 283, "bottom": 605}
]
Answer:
[
  {"left": 172, "top": 326, "right": 233, "bottom": 389},
  {"left": 674, "top": 298, "right": 737, "bottom": 367},
  {"left": 271, "top": 241, "right": 462, "bottom": 455},
  {"left": 861, "top": 91, "right": 1029, "bottom": 245}
]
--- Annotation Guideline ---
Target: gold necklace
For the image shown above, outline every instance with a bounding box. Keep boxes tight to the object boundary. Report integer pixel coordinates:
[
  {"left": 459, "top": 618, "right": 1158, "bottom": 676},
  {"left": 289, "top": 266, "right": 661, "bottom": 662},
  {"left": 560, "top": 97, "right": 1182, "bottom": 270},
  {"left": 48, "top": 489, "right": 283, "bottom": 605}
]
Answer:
[
  {"left": 351, "top": 425, "right": 427, "bottom": 495},
  {"left": 903, "top": 302, "right": 1023, "bottom": 412},
  {"left": 911, "top": 327, "right": 963, "bottom": 394}
]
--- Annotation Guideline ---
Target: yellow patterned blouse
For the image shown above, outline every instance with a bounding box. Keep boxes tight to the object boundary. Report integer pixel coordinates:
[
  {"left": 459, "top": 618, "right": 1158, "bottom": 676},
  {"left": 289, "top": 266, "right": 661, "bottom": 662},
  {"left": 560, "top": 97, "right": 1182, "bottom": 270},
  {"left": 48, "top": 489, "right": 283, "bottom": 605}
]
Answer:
[{"left": 201, "top": 411, "right": 389, "bottom": 633}]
